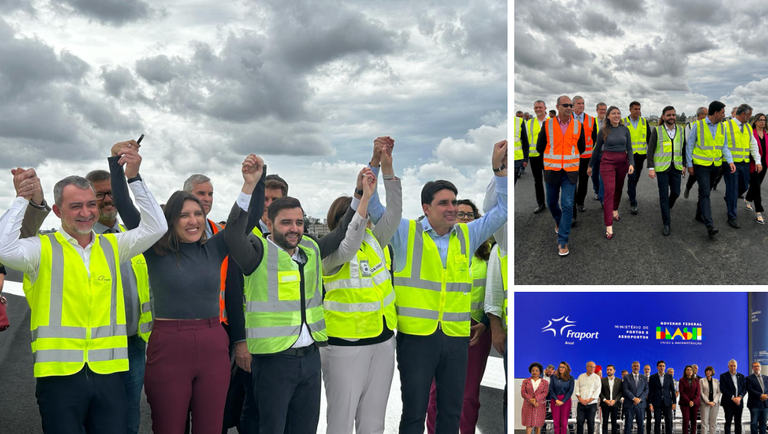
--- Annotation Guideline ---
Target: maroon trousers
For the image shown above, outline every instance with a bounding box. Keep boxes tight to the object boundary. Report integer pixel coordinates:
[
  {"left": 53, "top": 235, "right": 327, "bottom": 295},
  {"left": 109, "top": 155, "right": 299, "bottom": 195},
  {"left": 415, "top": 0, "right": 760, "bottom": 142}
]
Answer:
[
  {"left": 599, "top": 151, "right": 630, "bottom": 226},
  {"left": 426, "top": 319, "right": 493, "bottom": 434},
  {"left": 144, "top": 318, "right": 230, "bottom": 433}
]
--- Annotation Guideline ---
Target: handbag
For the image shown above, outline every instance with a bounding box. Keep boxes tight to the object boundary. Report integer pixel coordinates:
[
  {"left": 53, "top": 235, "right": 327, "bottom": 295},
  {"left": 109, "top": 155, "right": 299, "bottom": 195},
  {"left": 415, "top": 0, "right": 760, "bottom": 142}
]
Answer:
[{"left": 0, "top": 296, "right": 9, "bottom": 331}]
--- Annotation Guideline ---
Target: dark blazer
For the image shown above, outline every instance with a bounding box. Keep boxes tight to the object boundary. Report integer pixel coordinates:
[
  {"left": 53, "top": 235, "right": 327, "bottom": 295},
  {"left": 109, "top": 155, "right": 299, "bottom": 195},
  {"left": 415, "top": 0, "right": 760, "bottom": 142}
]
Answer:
[
  {"left": 720, "top": 371, "right": 747, "bottom": 408},
  {"left": 623, "top": 372, "right": 649, "bottom": 409},
  {"left": 648, "top": 372, "right": 676, "bottom": 407},
  {"left": 600, "top": 376, "right": 623, "bottom": 405},
  {"left": 746, "top": 373, "right": 768, "bottom": 409},
  {"left": 679, "top": 377, "right": 701, "bottom": 407}
]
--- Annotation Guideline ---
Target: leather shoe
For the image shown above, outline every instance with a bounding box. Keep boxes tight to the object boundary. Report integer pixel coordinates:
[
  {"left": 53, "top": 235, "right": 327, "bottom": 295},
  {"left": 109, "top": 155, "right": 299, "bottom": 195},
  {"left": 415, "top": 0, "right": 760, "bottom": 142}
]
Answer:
[
  {"left": 577, "top": 204, "right": 586, "bottom": 212},
  {"left": 695, "top": 215, "right": 704, "bottom": 223},
  {"left": 630, "top": 205, "right": 638, "bottom": 215},
  {"left": 662, "top": 225, "right": 670, "bottom": 236},
  {"left": 533, "top": 204, "right": 546, "bottom": 214},
  {"left": 708, "top": 226, "right": 719, "bottom": 238},
  {"left": 684, "top": 188, "right": 690, "bottom": 199},
  {"left": 728, "top": 219, "right": 740, "bottom": 229}
]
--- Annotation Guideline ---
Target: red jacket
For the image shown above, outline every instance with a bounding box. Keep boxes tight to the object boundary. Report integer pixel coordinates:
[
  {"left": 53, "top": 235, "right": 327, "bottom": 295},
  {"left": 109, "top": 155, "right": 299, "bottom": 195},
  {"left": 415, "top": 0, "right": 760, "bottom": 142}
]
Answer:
[{"left": 679, "top": 376, "right": 701, "bottom": 406}]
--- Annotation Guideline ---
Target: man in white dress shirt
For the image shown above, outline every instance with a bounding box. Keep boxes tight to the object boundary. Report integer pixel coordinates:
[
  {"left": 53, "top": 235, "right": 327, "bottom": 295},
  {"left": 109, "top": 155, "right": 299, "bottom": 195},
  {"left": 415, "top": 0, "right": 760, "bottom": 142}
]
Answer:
[{"left": 576, "top": 361, "right": 602, "bottom": 434}]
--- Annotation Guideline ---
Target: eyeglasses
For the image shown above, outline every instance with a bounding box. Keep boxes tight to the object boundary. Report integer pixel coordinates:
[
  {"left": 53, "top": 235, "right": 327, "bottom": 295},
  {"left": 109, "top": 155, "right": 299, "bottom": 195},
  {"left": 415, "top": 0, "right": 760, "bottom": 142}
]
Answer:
[
  {"left": 457, "top": 212, "right": 475, "bottom": 219},
  {"left": 561, "top": 104, "right": 574, "bottom": 108},
  {"left": 95, "top": 191, "right": 113, "bottom": 200}
]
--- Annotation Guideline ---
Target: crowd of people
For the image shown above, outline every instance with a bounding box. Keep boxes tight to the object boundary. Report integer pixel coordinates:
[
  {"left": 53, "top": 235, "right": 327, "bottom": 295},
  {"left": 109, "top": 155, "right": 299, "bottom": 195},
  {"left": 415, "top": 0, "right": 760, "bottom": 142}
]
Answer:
[
  {"left": 513, "top": 96, "right": 768, "bottom": 256},
  {"left": 521, "top": 359, "right": 768, "bottom": 434},
  {"left": 0, "top": 137, "right": 509, "bottom": 433}
]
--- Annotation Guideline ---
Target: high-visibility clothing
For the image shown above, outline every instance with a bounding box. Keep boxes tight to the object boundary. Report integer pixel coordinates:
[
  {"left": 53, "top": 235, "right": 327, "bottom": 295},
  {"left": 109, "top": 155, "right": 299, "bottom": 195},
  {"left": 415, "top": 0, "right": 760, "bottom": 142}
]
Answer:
[
  {"left": 527, "top": 118, "right": 544, "bottom": 157},
  {"left": 726, "top": 119, "right": 753, "bottom": 163},
  {"left": 580, "top": 113, "right": 595, "bottom": 159},
  {"left": 118, "top": 224, "right": 152, "bottom": 342},
  {"left": 623, "top": 116, "right": 648, "bottom": 155},
  {"left": 393, "top": 221, "right": 472, "bottom": 337},
  {"left": 514, "top": 117, "right": 524, "bottom": 161},
  {"left": 252, "top": 224, "right": 264, "bottom": 238},
  {"left": 652, "top": 125, "right": 685, "bottom": 172},
  {"left": 692, "top": 119, "right": 726, "bottom": 167},
  {"left": 209, "top": 219, "right": 229, "bottom": 325},
  {"left": 322, "top": 229, "right": 397, "bottom": 339},
  {"left": 23, "top": 233, "right": 128, "bottom": 378},
  {"left": 499, "top": 247, "right": 507, "bottom": 328},
  {"left": 543, "top": 116, "right": 581, "bottom": 172},
  {"left": 595, "top": 118, "right": 602, "bottom": 133},
  {"left": 243, "top": 236, "right": 327, "bottom": 354},
  {"left": 469, "top": 256, "right": 488, "bottom": 323}
]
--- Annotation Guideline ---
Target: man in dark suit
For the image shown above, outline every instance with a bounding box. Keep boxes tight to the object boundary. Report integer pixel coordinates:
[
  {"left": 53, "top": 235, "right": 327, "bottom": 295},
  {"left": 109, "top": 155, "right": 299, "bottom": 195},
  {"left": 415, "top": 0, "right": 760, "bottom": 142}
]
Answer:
[
  {"left": 747, "top": 361, "right": 768, "bottom": 434},
  {"left": 624, "top": 361, "right": 649, "bottom": 434},
  {"left": 601, "top": 365, "right": 623, "bottom": 434},
  {"left": 649, "top": 360, "right": 676, "bottom": 434},
  {"left": 721, "top": 359, "right": 747, "bottom": 434}
]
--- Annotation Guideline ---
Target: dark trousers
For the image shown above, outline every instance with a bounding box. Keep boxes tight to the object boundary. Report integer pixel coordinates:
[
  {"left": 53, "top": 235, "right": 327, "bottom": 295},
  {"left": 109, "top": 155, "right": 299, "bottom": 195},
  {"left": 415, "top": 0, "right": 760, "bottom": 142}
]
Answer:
[
  {"left": 686, "top": 172, "right": 698, "bottom": 191},
  {"left": 36, "top": 366, "right": 127, "bottom": 434},
  {"left": 252, "top": 345, "right": 321, "bottom": 434},
  {"left": 531, "top": 154, "right": 546, "bottom": 206},
  {"left": 602, "top": 405, "right": 620, "bottom": 434},
  {"left": 222, "top": 363, "right": 259, "bottom": 434},
  {"left": 577, "top": 403, "right": 597, "bottom": 434},
  {"left": 124, "top": 334, "right": 146, "bottom": 434},
  {"left": 724, "top": 404, "right": 744, "bottom": 434},
  {"left": 747, "top": 167, "right": 767, "bottom": 213},
  {"left": 646, "top": 405, "right": 653, "bottom": 434},
  {"left": 575, "top": 158, "right": 591, "bottom": 207},
  {"left": 694, "top": 164, "right": 720, "bottom": 228},
  {"left": 725, "top": 165, "right": 740, "bottom": 220},
  {"left": 599, "top": 151, "right": 629, "bottom": 226},
  {"left": 654, "top": 404, "right": 673, "bottom": 434},
  {"left": 682, "top": 405, "right": 700, "bottom": 434},
  {"left": 503, "top": 339, "right": 508, "bottom": 434},
  {"left": 627, "top": 153, "right": 647, "bottom": 206},
  {"left": 625, "top": 406, "right": 645, "bottom": 434},
  {"left": 515, "top": 161, "right": 524, "bottom": 185},
  {"left": 656, "top": 169, "right": 682, "bottom": 226},
  {"left": 750, "top": 407, "right": 768, "bottom": 434},
  {"left": 397, "top": 330, "right": 469, "bottom": 434}
]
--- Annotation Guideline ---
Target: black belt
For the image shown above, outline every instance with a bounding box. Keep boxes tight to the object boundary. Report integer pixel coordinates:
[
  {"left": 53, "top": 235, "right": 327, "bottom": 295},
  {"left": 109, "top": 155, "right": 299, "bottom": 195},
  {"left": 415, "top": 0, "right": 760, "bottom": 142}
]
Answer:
[{"left": 278, "top": 343, "right": 317, "bottom": 357}]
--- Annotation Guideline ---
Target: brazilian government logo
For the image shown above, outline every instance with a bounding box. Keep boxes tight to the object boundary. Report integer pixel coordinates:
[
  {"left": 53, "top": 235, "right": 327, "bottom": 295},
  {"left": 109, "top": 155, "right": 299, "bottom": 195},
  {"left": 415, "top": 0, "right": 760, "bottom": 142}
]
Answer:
[{"left": 656, "top": 327, "right": 704, "bottom": 341}]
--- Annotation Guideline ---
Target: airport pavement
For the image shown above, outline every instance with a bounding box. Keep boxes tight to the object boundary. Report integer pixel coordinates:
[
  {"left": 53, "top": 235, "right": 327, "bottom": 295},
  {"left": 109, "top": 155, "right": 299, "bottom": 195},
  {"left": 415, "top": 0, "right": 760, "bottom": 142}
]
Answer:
[
  {"left": 514, "top": 166, "right": 768, "bottom": 285},
  {"left": 0, "top": 276, "right": 507, "bottom": 433}
]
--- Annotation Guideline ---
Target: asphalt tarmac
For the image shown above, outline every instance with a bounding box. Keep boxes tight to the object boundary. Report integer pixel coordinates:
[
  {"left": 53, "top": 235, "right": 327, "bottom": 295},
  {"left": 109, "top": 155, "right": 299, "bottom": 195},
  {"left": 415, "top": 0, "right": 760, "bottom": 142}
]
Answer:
[{"left": 514, "top": 165, "right": 768, "bottom": 285}]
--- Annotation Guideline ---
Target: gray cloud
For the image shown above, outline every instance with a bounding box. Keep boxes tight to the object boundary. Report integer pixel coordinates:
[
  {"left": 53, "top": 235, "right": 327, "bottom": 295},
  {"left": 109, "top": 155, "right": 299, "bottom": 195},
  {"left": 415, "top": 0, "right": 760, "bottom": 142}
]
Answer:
[
  {"left": 51, "top": 0, "right": 156, "bottom": 26},
  {"left": 583, "top": 11, "right": 624, "bottom": 37},
  {"left": 602, "top": 0, "right": 646, "bottom": 14},
  {"left": 0, "top": 0, "right": 34, "bottom": 14},
  {"left": 614, "top": 37, "right": 689, "bottom": 79},
  {"left": 664, "top": 0, "right": 730, "bottom": 25},
  {"left": 101, "top": 65, "right": 137, "bottom": 98}
]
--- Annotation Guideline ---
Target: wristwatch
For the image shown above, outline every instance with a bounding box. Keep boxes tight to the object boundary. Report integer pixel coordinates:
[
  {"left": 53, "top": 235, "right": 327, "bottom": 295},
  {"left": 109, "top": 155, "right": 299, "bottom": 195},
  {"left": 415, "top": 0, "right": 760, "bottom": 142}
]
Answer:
[
  {"left": 29, "top": 199, "right": 48, "bottom": 210},
  {"left": 493, "top": 164, "right": 506, "bottom": 173},
  {"left": 355, "top": 189, "right": 364, "bottom": 196}
]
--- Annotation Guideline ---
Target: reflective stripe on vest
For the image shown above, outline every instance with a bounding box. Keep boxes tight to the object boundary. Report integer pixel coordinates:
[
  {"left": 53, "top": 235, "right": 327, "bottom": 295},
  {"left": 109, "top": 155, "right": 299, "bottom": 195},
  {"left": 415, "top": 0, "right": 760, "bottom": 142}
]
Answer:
[
  {"left": 543, "top": 117, "right": 581, "bottom": 171},
  {"left": 580, "top": 113, "right": 595, "bottom": 159},
  {"left": 499, "top": 247, "right": 507, "bottom": 328},
  {"left": 692, "top": 119, "right": 725, "bottom": 167},
  {"left": 624, "top": 116, "right": 648, "bottom": 155},
  {"left": 118, "top": 224, "right": 153, "bottom": 342},
  {"left": 527, "top": 118, "right": 544, "bottom": 157},
  {"left": 653, "top": 125, "right": 684, "bottom": 172},
  {"left": 393, "top": 221, "right": 472, "bottom": 337},
  {"left": 469, "top": 255, "right": 488, "bottom": 323},
  {"left": 514, "top": 117, "right": 524, "bottom": 161},
  {"left": 24, "top": 233, "right": 128, "bottom": 377},
  {"left": 727, "top": 119, "right": 752, "bottom": 163}
]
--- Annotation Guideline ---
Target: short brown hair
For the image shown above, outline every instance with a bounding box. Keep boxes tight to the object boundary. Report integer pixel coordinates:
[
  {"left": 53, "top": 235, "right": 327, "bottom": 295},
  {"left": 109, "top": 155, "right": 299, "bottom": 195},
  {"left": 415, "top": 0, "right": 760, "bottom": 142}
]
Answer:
[
  {"left": 326, "top": 196, "right": 352, "bottom": 231},
  {"left": 705, "top": 366, "right": 715, "bottom": 376},
  {"left": 265, "top": 174, "right": 289, "bottom": 197}
]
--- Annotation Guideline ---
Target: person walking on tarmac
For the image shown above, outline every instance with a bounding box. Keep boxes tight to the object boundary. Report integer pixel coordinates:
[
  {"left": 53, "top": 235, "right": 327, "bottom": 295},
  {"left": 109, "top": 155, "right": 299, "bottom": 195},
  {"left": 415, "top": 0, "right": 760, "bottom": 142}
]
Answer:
[
  {"left": 647, "top": 106, "right": 686, "bottom": 236},
  {"left": 624, "top": 101, "right": 652, "bottom": 215},
  {"left": 572, "top": 95, "right": 598, "bottom": 220}
]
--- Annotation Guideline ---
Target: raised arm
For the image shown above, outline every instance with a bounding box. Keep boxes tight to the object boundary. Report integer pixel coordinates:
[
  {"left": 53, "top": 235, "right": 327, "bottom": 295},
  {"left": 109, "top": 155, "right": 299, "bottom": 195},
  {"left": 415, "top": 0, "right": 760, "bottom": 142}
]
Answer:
[
  {"left": 223, "top": 155, "right": 266, "bottom": 276},
  {"left": 13, "top": 168, "right": 51, "bottom": 238},
  {"left": 468, "top": 140, "right": 508, "bottom": 255},
  {"left": 0, "top": 169, "right": 45, "bottom": 277},
  {"left": 370, "top": 138, "right": 402, "bottom": 247},
  {"left": 108, "top": 140, "right": 143, "bottom": 229}
]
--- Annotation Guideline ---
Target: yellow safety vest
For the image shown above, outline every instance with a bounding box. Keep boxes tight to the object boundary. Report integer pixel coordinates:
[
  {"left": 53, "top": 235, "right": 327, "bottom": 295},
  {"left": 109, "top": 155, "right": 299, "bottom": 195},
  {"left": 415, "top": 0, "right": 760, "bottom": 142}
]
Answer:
[
  {"left": 726, "top": 119, "right": 753, "bottom": 163},
  {"left": 243, "top": 236, "right": 327, "bottom": 354},
  {"left": 118, "top": 225, "right": 152, "bottom": 342},
  {"left": 470, "top": 256, "right": 488, "bottom": 323},
  {"left": 624, "top": 116, "right": 648, "bottom": 155},
  {"left": 527, "top": 118, "right": 544, "bottom": 157},
  {"left": 393, "top": 221, "right": 472, "bottom": 337},
  {"left": 692, "top": 119, "right": 725, "bottom": 167},
  {"left": 252, "top": 224, "right": 263, "bottom": 238},
  {"left": 23, "top": 232, "right": 128, "bottom": 377},
  {"left": 499, "top": 246, "right": 507, "bottom": 328},
  {"left": 514, "top": 117, "right": 524, "bottom": 161},
  {"left": 653, "top": 125, "right": 684, "bottom": 172},
  {"left": 322, "top": 229, "right": 397, "bottom": 339}
]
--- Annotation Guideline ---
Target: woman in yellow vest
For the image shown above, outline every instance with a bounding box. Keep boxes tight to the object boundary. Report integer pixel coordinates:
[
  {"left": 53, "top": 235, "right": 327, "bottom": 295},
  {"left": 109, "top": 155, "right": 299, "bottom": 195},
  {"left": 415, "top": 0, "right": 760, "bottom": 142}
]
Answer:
[
  {"left": 426, "top": 198, "right": 493, "bottom": 434},
  {"left": 320, "top": 142, "right": 402, "bottom": 434}
]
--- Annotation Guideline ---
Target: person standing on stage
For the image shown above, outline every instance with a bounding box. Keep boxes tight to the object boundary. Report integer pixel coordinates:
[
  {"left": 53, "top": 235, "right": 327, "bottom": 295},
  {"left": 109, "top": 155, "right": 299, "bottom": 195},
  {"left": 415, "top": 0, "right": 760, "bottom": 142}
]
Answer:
[
  {"left": 679, "top": 365, "right": 701, "bottom": 434},
  {"left": 720, "top": 359, "right": 747, "bottom": 434},
  {"left": 600, "top": 365, "right": 623, "bottom": 434},
  {"left": 746, "top": 361, "right": 768, "bottom": 434},
  {"left": 575, "top": 361, "right": 601, "bottom": 434},
  {"left": 549, "top": 362, "right": 575, "bottom": 434},
  {"left": 623, "top": 361, "right": 649, "bottom": 434},
  {"left": 649, "top": 360, "right": 676, "bottom": 434},
  {"left": 647, "top": 106, "right": 686, "bottom": 236},
  {"left": 700, "top": 366, "right": 722, "bottom": 434}
]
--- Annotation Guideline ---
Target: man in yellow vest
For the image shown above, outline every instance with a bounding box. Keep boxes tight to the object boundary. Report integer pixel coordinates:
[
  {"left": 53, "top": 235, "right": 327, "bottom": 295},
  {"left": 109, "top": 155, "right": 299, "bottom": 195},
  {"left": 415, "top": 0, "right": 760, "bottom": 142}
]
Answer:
[
  {"left": 0, "top": 146, "right": 167, "bottom": 433},
  {"left": 572, "top": 96, "right": 598, "bottom": 221},
  {"left": 514, "top": 114, "right": 529, "bottom": 185},
  {"left": 685, "top": 100, "right": 736, "bottom": 238},
  {"left": 723, "top": 104, "right": 763, "bottom": 228},
  {"left": 624, "top": 101, "right": 652, "bottom": 215},
  {"left": 684, "top": 107, "right": 709, "bottom": 199},
  {"left": 647, "top": 106, "right": 686, "bottom": 236},
  {"left": 527, "top": 100, "right": 548, "bottom": 214},
  {"left": 365, "top": 140, "right": 508, "bottom": 433},
  {"left": 486, "top": 243, "right": 507, "bottom": 433},
  {"left": 592, "top": 102, "right": 608, "bottom": 203}
]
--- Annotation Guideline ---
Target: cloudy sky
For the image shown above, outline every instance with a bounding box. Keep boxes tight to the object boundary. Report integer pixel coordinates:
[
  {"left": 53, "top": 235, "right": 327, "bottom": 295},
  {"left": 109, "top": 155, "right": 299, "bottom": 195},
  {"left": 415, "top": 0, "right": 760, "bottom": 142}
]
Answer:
[
  {"left": 0, "top": 0, "right": 507, "bottom": 228},
  {"left": 515, "top": 0, "right": 768, "bottom": 121}
]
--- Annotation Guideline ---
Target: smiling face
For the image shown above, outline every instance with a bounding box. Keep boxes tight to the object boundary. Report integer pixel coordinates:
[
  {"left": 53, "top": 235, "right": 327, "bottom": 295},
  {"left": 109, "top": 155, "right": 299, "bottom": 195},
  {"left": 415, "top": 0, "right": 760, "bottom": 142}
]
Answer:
[
  {"left": 557, "top": 96, "right": 573, "bottom": 119},
  {"left": 457, "top": 204, "right": 475, "bottom": 223},
  {"left": 191, "top": 181, "right": 214, "bottom": 216},
  {"left": 269, "top": 206, "right": 304, "bottom": 252},
  {"left": 91, "top": 179, "right": 117, "bottom": 226},
  {"left": 664, "top": 109, "right": 677, "bottom": 126},
  {"left": 54, "top": 185, "right": 98, "bottom": 237},
  {"left": 597, "top": 104, "right": 607, "bottom": 120},
  {"left": 608, "top": 107, "right": 622, "bottom": 126},
  {"left": 174, "top": 199, "right": 206, "bottom": 243},
  {"left": 423, "top": 188, "right": 458, "bottom": 231},
  {"left": 534, "top": 101, "right": 546, "bottom": 119},
  {"left": 573, "top": 98, "right": 585, "bottom": 115}
]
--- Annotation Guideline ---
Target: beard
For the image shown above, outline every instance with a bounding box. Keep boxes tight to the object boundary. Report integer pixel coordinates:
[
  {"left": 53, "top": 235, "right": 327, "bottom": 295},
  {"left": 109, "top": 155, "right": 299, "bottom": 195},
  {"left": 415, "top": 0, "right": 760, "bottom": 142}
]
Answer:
[{"left": 272, "top": 229, "right": 302, "bottom": 250}]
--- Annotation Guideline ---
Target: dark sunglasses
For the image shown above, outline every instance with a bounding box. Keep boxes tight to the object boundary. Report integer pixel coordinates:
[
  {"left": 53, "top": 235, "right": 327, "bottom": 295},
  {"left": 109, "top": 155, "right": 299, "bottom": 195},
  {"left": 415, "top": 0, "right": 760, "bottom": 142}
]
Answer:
[{"left": 561, "top": 104, "right": 574, "bottom": 108}]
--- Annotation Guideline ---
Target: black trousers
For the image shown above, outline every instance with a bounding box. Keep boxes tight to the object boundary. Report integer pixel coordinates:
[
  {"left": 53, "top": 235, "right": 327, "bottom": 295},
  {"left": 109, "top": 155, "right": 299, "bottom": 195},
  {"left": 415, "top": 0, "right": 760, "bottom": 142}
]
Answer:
[
  {"left": 656, "top": 169, "right": 682, "bottom": 226},
  {"left": 530, "top": 154, "right": 546, "bottom": 206},
  {"left": 654, "top": 404, "right": 673, "bottom": 434},
  {"left": 694, "top": 164, "right": 720, "bottom": 228},
  {"left": 747, "top": 167, "right": 767, "bottom": 213},
  {"left": 397, "top": 330, "right": 469, "bottom": 434},
  {"left": 627, "top": 153, "right": 647, "bottom": 206},
  {"left": 625, "top": 406, "right": 645, "bottom": 434},
  {"left": 646, "top": 404, "right": 653, "bottom": 434},
  {"left": 251, "top": 345, "right": 321, "bottom": 434},
  {"left": 724, "top": 403, "right": 744, "bottom": 434},
  {"left": 575, "top": 158, "right": 591, "bottom": 207},
  {"left": 577, "top": 403, "right": 598, "bottom": 434},
  {"left": 222, "top": 363, "right": 260, "bottom": 434},
  {"left": 36, "top": 366, "right": 127, "bottom": 434},
  {"left": 602, "top": 405, "right": 620, "bottom": 434}
]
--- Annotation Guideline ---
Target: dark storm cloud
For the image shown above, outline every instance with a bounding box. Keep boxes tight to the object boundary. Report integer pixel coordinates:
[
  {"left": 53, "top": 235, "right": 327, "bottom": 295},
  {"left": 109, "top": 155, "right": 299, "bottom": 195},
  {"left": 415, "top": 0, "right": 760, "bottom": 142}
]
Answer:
[{"left": 51, "top": 0, "right": 157, "bottom": 26}]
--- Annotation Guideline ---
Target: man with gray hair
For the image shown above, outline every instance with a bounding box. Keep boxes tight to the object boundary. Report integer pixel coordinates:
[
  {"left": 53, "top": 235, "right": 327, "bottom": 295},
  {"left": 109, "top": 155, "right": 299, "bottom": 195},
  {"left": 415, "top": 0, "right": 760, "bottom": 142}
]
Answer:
[
  {"left": 724, "top": 103, "right": 763, "bottom": 228},
  {"left": 720, "top": 359, "right": 747, "bottom": 434},
  {"left": 183, "top": 174, "right": 221, "bottom": 237},
  {"left": 572, "top": 95, "right": 598, "bottom": 221}
]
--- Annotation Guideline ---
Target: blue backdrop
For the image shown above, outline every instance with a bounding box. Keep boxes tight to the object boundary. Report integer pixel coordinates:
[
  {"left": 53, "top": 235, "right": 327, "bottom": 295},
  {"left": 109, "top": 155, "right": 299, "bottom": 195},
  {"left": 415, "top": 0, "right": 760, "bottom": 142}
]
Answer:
[{"left": 514, "top": 292, "right": 748, "bottom": 378}]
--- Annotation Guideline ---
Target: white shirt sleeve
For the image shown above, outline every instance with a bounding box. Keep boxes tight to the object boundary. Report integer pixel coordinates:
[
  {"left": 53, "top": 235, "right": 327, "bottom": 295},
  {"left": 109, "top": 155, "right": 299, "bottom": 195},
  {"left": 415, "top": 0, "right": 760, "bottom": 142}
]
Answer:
[
  {"left": 115, "top": 180, "right": 168, "bottom": 264},
  {"left": 0, "top": 197, "right": 42, "bottom": 277},
  {"left": 484, "top": 244, "right": 503, "bottom": 320},
  {"left": 482, "top": 177, "right": 507, "bottom": 254}
]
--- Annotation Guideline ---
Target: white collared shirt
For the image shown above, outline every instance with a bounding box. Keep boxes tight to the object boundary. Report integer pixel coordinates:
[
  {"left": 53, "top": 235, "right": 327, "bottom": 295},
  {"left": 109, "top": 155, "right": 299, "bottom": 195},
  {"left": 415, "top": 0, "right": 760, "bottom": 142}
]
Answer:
[
  {"left": 608, "top": 376, "right": 615, "bottom": 400},
  {"left": 575, "top": 372, "right": 601, "bottom": 405}
]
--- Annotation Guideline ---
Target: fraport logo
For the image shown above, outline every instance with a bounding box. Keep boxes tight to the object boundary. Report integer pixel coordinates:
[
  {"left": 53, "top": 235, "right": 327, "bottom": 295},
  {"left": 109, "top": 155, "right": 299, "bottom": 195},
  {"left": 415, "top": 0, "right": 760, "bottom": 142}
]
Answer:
[
  {"left": 542, "top": 316, "right": 599, "bottom": 340},
  {"left": 656, "top": 327, "right": 704, "bottom": 341}
]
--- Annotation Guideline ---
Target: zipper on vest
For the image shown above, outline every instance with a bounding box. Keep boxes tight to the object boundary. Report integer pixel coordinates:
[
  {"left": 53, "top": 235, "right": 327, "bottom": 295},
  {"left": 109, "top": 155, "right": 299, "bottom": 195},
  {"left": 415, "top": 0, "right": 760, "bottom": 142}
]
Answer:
[{"left": 298, "top": 262, "right": 308, "bottom": 338}]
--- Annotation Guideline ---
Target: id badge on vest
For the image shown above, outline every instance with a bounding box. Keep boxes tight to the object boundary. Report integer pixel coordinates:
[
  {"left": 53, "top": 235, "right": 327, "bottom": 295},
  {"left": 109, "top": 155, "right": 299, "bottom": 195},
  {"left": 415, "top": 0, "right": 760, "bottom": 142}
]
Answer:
[
  {"left": 663, "top": 140, "right": 672, "bottom": 153},
  {"left": 359, "top": 260, "right": 372, "bottom": 277}
]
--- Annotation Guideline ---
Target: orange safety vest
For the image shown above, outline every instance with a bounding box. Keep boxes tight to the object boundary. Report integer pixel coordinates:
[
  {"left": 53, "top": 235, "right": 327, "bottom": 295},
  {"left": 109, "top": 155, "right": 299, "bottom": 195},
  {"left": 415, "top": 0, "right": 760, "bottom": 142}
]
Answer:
[
  {"left": 580, "top": 113, "right": 595, "bottom": 159},
  {"left": 543, "top": 116, "right": 582, "bottom": 172},
  {"left": 209, "top": 219, "right": 229, "bottom": 325}
]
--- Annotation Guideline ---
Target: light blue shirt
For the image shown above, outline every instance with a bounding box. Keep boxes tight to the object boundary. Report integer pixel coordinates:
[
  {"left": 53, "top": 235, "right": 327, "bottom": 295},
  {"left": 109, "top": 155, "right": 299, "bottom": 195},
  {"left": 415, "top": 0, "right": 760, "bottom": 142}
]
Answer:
[
  {"left": 686, "top": 116, "right": 733, "bottom": 167},
  {"left": 574, "top": 112, "right": 585, "bottom": 124},
  {"left": 732, "top": 372, "right": 739, "bottom": 397},
  {"left": 628, "top": 116, "right": 641, "bottom": 129},
  {"left": 365, "top": 169, "right": 508, "bottom": 272}
]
